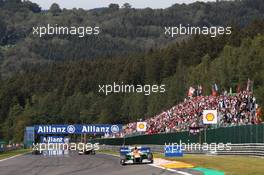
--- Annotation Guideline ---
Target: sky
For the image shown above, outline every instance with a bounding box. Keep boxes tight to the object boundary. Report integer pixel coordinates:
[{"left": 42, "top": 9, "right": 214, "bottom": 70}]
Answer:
[{"left": 30, "top": 0, "right": 216, "bottom": 10}]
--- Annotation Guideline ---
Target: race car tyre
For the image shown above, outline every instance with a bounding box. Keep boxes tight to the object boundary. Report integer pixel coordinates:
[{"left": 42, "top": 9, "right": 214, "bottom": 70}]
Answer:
[
  {"left": 120, "top": 159, "right": 126, "bottom": 165},
  {"left": 32, "top": 150, "right": 41, "bottom": 155},
  {"left": 147, "top": 153, "right": 153, "bottom": 163},
  {"left": 120, "top": 155, "right": 126, "bottom": 165}
]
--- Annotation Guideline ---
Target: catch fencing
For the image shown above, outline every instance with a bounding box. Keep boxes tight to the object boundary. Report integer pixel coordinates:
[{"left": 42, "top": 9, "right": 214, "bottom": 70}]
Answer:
[
  {"left": 100, "top": 143, "right": 264, "bottom": 157},
  {"left": 0, "top": 143, "right": 23, "bottom": 153},
  {"left": 92, "top": 124, "right": 264, "bottom": 145},
  {"left": 92, "top": 124, "right": 264, "bottom": 156}
]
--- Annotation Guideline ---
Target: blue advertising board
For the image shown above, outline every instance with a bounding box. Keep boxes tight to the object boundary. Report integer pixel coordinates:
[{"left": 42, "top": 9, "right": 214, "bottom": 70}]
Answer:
[
  {"left": 0, "top": 140, "right": 5, "bottom": 152},
  {"left": 24, "top": 126, "right": 35, "bottom": 148},
  {"left": 164, "top": 144, "right": 183, "bottom": 157},
  {"left": 35, "top": 124, "right": 122, "bottom": 134},
  {"left": 40, "top": 136, "right": 65, "bottom": 143}
]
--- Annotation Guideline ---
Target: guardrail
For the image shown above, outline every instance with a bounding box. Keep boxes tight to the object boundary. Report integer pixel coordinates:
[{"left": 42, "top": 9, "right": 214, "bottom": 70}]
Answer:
[
  {"left": 0, "top": 144, "right": 23, "bottom": 153},
  {"left": 100, "top": 143, "right": 264, "bottom": 157},
  {"left": 92, "top": 124, "right": 264, "bottom": 145}
]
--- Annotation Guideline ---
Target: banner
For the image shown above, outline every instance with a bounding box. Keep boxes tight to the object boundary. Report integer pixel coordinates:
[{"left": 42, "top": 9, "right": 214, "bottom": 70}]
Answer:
[
  {"left": 188, "top": 86, "right": 195, "bottom": 97},
  {"left": 164, "top": 144, "right": 183, "bottom": 157},
  {"left": 40, "top": 136, "right": 65, "bottom": 143},
  {"left": 35, "top": 124, "right": 122, "bottom": 134},
  {"left": 212, "top": 84, "right": 218, "bottom": 96},
  {"left": 24, "top": 126, "right": 35, "bottom": 148},
  {"left": 136, "top": 122, "right": 147, "bottom": 132},
  {"left": 203, "top": 110, "right": 217, "bottom": 124}
]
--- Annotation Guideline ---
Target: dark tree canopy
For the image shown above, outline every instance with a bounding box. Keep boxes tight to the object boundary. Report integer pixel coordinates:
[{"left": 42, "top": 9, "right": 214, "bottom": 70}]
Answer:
[
  {"left": 0, "top": 0, "right": 263, "bottom": 142},
  {"left": 49, "top": 3, "right": 61, "bottom": 16},
  {"left": 109, "top": 3, "right": 120, "bottom": 10},
  {"left": 122, "top": 3, "right": 132, "bottom": 9}
]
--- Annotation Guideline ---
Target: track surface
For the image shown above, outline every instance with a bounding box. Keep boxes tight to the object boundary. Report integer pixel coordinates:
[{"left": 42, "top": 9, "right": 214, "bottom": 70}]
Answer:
[{"left": 0, "top": 152, "right": 192, "bottom": 175}]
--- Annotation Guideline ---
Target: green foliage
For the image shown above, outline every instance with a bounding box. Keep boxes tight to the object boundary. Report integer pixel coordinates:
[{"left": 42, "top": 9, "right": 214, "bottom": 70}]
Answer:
[
  {"left": 1, "top": 30, "right": 264, "bottom": 142},
  {"left": 108, "top": 3, "right": 119, "bottom": 11},
  {"left": 0, "top": 0, "right": 264, "bottom": 142},
  {"left": 49, "top": 3, "right": 61, "bottom": 16},
  {"left": 0, "top": 0, "right": 264, "bottom": 76},
  {"left": 122, "top": 3, "right": 132, "bottom": 9}
]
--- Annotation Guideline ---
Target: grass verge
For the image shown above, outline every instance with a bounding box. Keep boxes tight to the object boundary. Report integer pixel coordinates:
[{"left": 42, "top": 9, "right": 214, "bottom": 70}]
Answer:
[
  {"left": 154, "top": 153, "right": 264, "bottom": 175},
  {"left": 99, "top": 150, "right": 264, "bottom": 175},
  {"left": 0, "top": 149, "right": 30, "bottom": 160}
]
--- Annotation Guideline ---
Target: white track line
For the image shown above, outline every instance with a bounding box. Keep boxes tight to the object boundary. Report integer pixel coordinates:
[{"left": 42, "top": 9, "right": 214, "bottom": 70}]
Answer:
[
  {"left": 0, "top": 154, "right": 23, "bottom": 162},
  {"left": 100, "top": 152, "right": 193, "bottom": 175},
  {"left": 149, "top": 164, "right": 192, "bottom": 175},
  {"left": 100, "top": 152, "right": 119, "bottom": 157}
]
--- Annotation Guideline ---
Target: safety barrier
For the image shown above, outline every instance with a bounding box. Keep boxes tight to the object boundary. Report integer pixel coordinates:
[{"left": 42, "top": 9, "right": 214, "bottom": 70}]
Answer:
[
  {"left": 100, "top": 143, "right": 264, "bottom": 157},
  {"left": 92, "top": 124, "right": 264, "bottom": 145},
  {"left": 0, "top": 143, "right": 23, "bottom": 153}
]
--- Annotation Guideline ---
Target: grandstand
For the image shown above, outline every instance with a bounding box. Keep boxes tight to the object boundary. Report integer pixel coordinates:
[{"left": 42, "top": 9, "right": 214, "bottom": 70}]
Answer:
[{"left": 122, "top": 89, "right": 262, "bottom": 137}]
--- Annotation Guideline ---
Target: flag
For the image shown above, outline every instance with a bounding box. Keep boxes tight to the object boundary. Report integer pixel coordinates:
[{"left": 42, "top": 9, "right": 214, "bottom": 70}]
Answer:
[
  {"left": 197, "top": 85, "right": 203, "bottom": 96},
  {"left": 167, "top": 110, "right": 172, "bottom": 118},
  {"left": 246, "top": 78, "right": 254, "bottom": 92},
  {"left": 188, "top": 86, "right": 195, "bottom": 97},
  {"left": 203, "top": 110, "right": 218, "bottom": 124},
  {"left": 256, "top": 107, "right": 262, "bottom": 123},
  {"left": 212, "top": 83, "right": 218, "bottom": 96},
  {"left": 229, "top": 87, "right": 232, "bottom": 95},
  {"left": 236, "top": 84, "right": 241, "bottom": 93},
  {"left": 136, "top": 122, "right": 147, "bottom": 132},
  {"left": 214, "top": 83, "right": 218, "bottom": 91}
]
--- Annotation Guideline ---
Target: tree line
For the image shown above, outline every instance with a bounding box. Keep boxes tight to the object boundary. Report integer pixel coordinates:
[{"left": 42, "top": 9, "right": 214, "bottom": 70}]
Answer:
[
  {"left": 0, "top": 0, "right": 264, "bottom": 142},
  {"left": 0, "top": 19, "right": 264, "bottom": 142},
  {"left": 0, "top": 0, "right": 264, "bottom": 77}
]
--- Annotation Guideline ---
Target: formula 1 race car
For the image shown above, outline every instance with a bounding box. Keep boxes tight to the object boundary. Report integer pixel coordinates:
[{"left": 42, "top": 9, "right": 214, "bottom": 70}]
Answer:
[
  {"left": 119, "top": 146, "right": 153, "bottom": 165},
  {"left": 78, "top": 148, "right": 96, "bottom": 155},
  {"left": 32, "top": 150, "right": 42, "bottom": 155}
]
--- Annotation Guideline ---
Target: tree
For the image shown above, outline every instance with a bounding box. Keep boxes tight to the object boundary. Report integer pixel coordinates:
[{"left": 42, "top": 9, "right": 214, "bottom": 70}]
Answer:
[
  {"left": 23, "top": 1, "right": 41, "bottom": 13},
  {"left": 2, "top": 104, "right": 23, "bottom": 142},
  {"left": 0, "top": 0, "right": 4, "bottom": 7},
  {"left": 122, "top": 3, "right": 132, "bottom": 9},
  {"left": 108, "top": 3, "right": 119, "bottom": 11},
  {"left": 166, "top": 59, "right": 187, "bottom": 105},
  {"left": 49, "top": 3, "right": 61, "bottom": 16},
  {"left": 0, "top": 19, "right": 6, "bottom": 45}
]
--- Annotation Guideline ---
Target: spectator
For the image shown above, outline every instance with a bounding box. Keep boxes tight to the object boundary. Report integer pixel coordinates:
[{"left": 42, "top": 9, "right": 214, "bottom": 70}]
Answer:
[{"left": 122, "top": 90, "right": 260, "bottom": 137}]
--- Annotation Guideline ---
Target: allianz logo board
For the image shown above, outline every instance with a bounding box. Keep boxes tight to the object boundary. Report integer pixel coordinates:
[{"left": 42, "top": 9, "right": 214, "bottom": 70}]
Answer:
[
  {"left": 40, "top": 136, "right": 65, "bottom": 143},
  {"left": 35, "top": 124, "right": 122, "bottom": 134}
]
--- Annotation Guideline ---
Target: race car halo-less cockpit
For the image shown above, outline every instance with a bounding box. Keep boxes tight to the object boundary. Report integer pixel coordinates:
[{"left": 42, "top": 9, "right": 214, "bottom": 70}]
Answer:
[{"left": 119, "top": 146, "right": 153, "bottom": 165}]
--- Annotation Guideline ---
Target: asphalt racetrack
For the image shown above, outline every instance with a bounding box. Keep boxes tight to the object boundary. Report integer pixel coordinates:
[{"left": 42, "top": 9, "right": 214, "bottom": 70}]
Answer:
[{"left": 0, "top": 152, "right": 201, "bottom": 175}]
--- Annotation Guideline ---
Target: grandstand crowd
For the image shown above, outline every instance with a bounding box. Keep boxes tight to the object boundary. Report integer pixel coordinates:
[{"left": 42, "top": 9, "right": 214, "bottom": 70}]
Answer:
[{"left": 121, "top": 87, "right": 262, "bottom": 137}]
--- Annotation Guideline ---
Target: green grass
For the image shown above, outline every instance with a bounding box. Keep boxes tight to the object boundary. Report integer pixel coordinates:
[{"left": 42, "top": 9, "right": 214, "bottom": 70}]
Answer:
[
  {"left": 99, "top": 150, "right": 264, "bottom": 175},
  {"left": 155, "top": 153, "right": 264, "bottom": 175},
  {"left": 0, "top": 149, "right": 30, "bottom": 160},
  {"left": 98, "top": 150, "right": 119, "bottom": 155}
]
